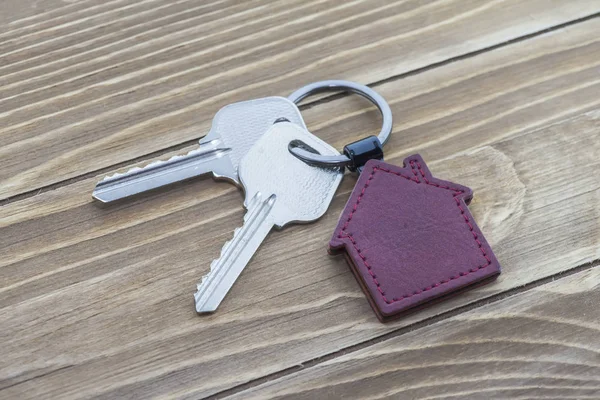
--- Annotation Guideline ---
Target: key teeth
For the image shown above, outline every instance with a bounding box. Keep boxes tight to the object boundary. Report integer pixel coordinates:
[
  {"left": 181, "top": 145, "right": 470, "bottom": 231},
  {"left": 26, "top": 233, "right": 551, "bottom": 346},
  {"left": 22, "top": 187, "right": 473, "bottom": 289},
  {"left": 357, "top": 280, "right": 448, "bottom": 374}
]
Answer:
[
  {"left": 210, "top": 227, "right": 239, "bottom": 270},
  {"left": 101, "top": 167, "right": 141, "bottom": 182},
  {"left": 197, "top": 275, "right": 208, "bottom": 291},
  {"left": 195, "top": 214, "right": 253, "bottom": 305},
  {"left": 195, "top": 227, "right": 240, "bottom": 303},
  {"left": 194, "top": 192, "right": 276, "bottom": 312},
  {"left": 99, "top": 146, "right": 217, "bottom": 183}
]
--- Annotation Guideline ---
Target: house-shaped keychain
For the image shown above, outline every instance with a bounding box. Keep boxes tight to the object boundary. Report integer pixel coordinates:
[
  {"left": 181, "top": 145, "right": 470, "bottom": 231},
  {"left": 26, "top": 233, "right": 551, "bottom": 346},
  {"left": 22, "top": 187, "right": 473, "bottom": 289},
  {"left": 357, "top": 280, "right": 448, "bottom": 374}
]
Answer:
[{"left": 329, "top": 155, "right": 502, "bottom": 322}]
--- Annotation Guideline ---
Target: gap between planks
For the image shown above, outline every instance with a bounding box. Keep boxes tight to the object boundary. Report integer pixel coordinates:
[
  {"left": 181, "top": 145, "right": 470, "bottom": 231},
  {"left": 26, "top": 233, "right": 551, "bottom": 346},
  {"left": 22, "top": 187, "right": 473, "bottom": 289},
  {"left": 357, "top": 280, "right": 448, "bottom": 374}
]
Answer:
[
  {"left": 1, "top": 10, "right": 599, "bottom": 208},
  {"left": 1, "top": 103, "right": 598, "bottom": 396},
  {"left": 2, "top": 4, "right": 599, "bottom": 398},
  {"left": 209, "top": 259, "right": 600, "bottom": 399}
]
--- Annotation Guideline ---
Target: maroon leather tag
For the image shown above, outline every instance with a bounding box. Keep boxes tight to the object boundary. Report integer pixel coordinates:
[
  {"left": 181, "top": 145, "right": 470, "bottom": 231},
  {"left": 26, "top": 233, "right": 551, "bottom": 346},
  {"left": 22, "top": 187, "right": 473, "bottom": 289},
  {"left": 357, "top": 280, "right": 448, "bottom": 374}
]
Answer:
[{"left": 329, "top": 155, "right": 501, "bottom": 322}]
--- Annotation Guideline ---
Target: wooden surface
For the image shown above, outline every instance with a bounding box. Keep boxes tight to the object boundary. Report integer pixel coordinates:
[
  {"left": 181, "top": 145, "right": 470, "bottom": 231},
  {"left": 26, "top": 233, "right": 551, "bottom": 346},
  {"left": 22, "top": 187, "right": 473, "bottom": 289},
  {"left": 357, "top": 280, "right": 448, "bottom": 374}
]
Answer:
[
  {"left": 1, "top": 1, "right": 599, "bottom": 399},
  {"left": 233, "top": 268, "right": 600, "bottom": 400}
]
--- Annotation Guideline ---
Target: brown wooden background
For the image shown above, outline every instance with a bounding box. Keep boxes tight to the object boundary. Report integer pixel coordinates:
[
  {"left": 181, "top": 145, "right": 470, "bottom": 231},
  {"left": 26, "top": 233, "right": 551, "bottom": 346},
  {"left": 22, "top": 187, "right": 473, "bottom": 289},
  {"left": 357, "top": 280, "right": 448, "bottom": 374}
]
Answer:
[{"left": 1, "top": 0, "right": 599, "bottom": 399}]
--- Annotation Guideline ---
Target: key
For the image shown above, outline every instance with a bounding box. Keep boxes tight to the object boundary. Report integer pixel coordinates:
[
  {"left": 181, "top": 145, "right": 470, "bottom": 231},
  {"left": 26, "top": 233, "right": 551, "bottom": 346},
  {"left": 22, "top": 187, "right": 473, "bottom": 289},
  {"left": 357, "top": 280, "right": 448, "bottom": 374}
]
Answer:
[
  {"left": 194, "top": 122, "right": 343, "bottom": 313},
  {"left": 92, "top": 97, "right": 306, "bottom": 202}
]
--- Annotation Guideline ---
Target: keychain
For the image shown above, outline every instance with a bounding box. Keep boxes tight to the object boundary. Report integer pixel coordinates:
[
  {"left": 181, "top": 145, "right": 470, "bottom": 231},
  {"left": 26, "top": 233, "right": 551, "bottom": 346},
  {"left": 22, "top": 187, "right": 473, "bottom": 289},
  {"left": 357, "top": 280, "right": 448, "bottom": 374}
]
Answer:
[
  {"left": 289, "top": 81, "right": 501, "bottom": 322},
  {"left": 93, "top": 79, "right": 500, "bottom": 317},
  {"left": 92, "top": 83, "right": 345, "bottom": 313}
]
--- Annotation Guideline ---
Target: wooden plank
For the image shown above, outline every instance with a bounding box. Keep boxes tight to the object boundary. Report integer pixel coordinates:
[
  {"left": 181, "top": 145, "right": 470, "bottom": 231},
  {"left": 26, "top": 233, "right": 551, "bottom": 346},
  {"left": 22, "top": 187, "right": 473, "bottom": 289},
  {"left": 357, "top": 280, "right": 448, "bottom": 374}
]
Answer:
[
  {"left": 1, "top": 0, "right": 599, "bottom": 199},
  {"left": 0, "top": 0, "right": 72, "bottom": 30},
  {"left": 230, "top": 267, "right": 600, "bottom": 400},
  {"left": 1, "top": 18, "right": 600, "bottom": 399}
]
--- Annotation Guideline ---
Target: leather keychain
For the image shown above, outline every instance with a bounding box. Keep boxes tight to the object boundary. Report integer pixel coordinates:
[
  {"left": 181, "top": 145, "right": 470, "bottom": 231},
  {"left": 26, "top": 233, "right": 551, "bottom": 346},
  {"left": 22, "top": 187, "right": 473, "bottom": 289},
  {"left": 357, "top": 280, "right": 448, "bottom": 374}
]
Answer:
[{"left": 289, "top": 81, "right": 501, "bottom": 322}]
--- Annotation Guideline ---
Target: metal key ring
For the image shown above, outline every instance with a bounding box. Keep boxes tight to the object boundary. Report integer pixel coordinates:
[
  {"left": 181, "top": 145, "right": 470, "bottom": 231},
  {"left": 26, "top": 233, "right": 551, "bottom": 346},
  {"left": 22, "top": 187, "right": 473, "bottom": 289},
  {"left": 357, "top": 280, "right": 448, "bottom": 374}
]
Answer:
[{"left": 288, "top": 80, "right": 393, "bottom": 168}]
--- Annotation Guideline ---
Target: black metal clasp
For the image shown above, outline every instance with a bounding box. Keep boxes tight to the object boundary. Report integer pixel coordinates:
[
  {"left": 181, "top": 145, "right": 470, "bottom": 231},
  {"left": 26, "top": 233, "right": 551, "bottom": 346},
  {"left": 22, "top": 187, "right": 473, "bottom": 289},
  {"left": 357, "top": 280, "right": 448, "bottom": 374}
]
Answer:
[{"left": 343, "top": 135, "right": 384, "bottom": 173}]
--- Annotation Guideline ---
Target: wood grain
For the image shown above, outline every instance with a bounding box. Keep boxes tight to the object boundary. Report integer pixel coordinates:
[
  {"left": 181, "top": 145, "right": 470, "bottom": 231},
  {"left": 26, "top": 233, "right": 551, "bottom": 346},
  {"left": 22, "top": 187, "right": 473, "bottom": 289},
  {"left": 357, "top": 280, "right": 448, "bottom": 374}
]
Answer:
[
  {"left": 0, "top": 0, "right": 70, "bottom": 29},
  {"left": 230, "top": 267, "right": 600, "bottom": 400},
  {"left": 2, "top": 2, "right": 600, "bottom": 399},
  {"left": 1, "top": 14, "right": 600, "bottom": 396},
  {"left": 1, "top": 0, "right": 599, "bottom": 200}
]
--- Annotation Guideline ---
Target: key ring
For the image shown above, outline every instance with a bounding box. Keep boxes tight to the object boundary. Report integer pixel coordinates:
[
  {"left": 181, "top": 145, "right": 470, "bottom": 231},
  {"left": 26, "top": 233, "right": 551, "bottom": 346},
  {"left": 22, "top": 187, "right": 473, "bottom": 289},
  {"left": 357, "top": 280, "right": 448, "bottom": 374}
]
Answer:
[{"left": 288, "top": 80, "right": 393, "bottom": 170}]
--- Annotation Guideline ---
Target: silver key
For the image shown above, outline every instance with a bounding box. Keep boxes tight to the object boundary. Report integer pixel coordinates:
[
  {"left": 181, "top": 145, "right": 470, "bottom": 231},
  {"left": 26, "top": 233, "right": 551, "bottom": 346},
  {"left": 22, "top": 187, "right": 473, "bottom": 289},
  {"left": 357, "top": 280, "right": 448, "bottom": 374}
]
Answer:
[
  {"left": 92, "top": 97, "right": 306, "bottom": 202},
  {"left": 194, "top": 122, "right": 343, "bottom": 313}
]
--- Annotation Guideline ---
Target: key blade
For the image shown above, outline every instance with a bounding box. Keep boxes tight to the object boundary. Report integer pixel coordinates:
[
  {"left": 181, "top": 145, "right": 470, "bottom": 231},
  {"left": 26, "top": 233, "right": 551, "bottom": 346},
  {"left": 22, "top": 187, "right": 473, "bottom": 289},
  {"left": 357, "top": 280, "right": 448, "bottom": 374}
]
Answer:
[
  {"left": 194, "top": 122, "right": 343, "bottom": 314},
  {"left": 92, "top": 141, "right": 234, "bottom": 202},
  {"left": 91, "top": 97, "right": 306, "bottom": 202},
  {"left": 195, "top": 192, "right": 275, "bottom": 313}
]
